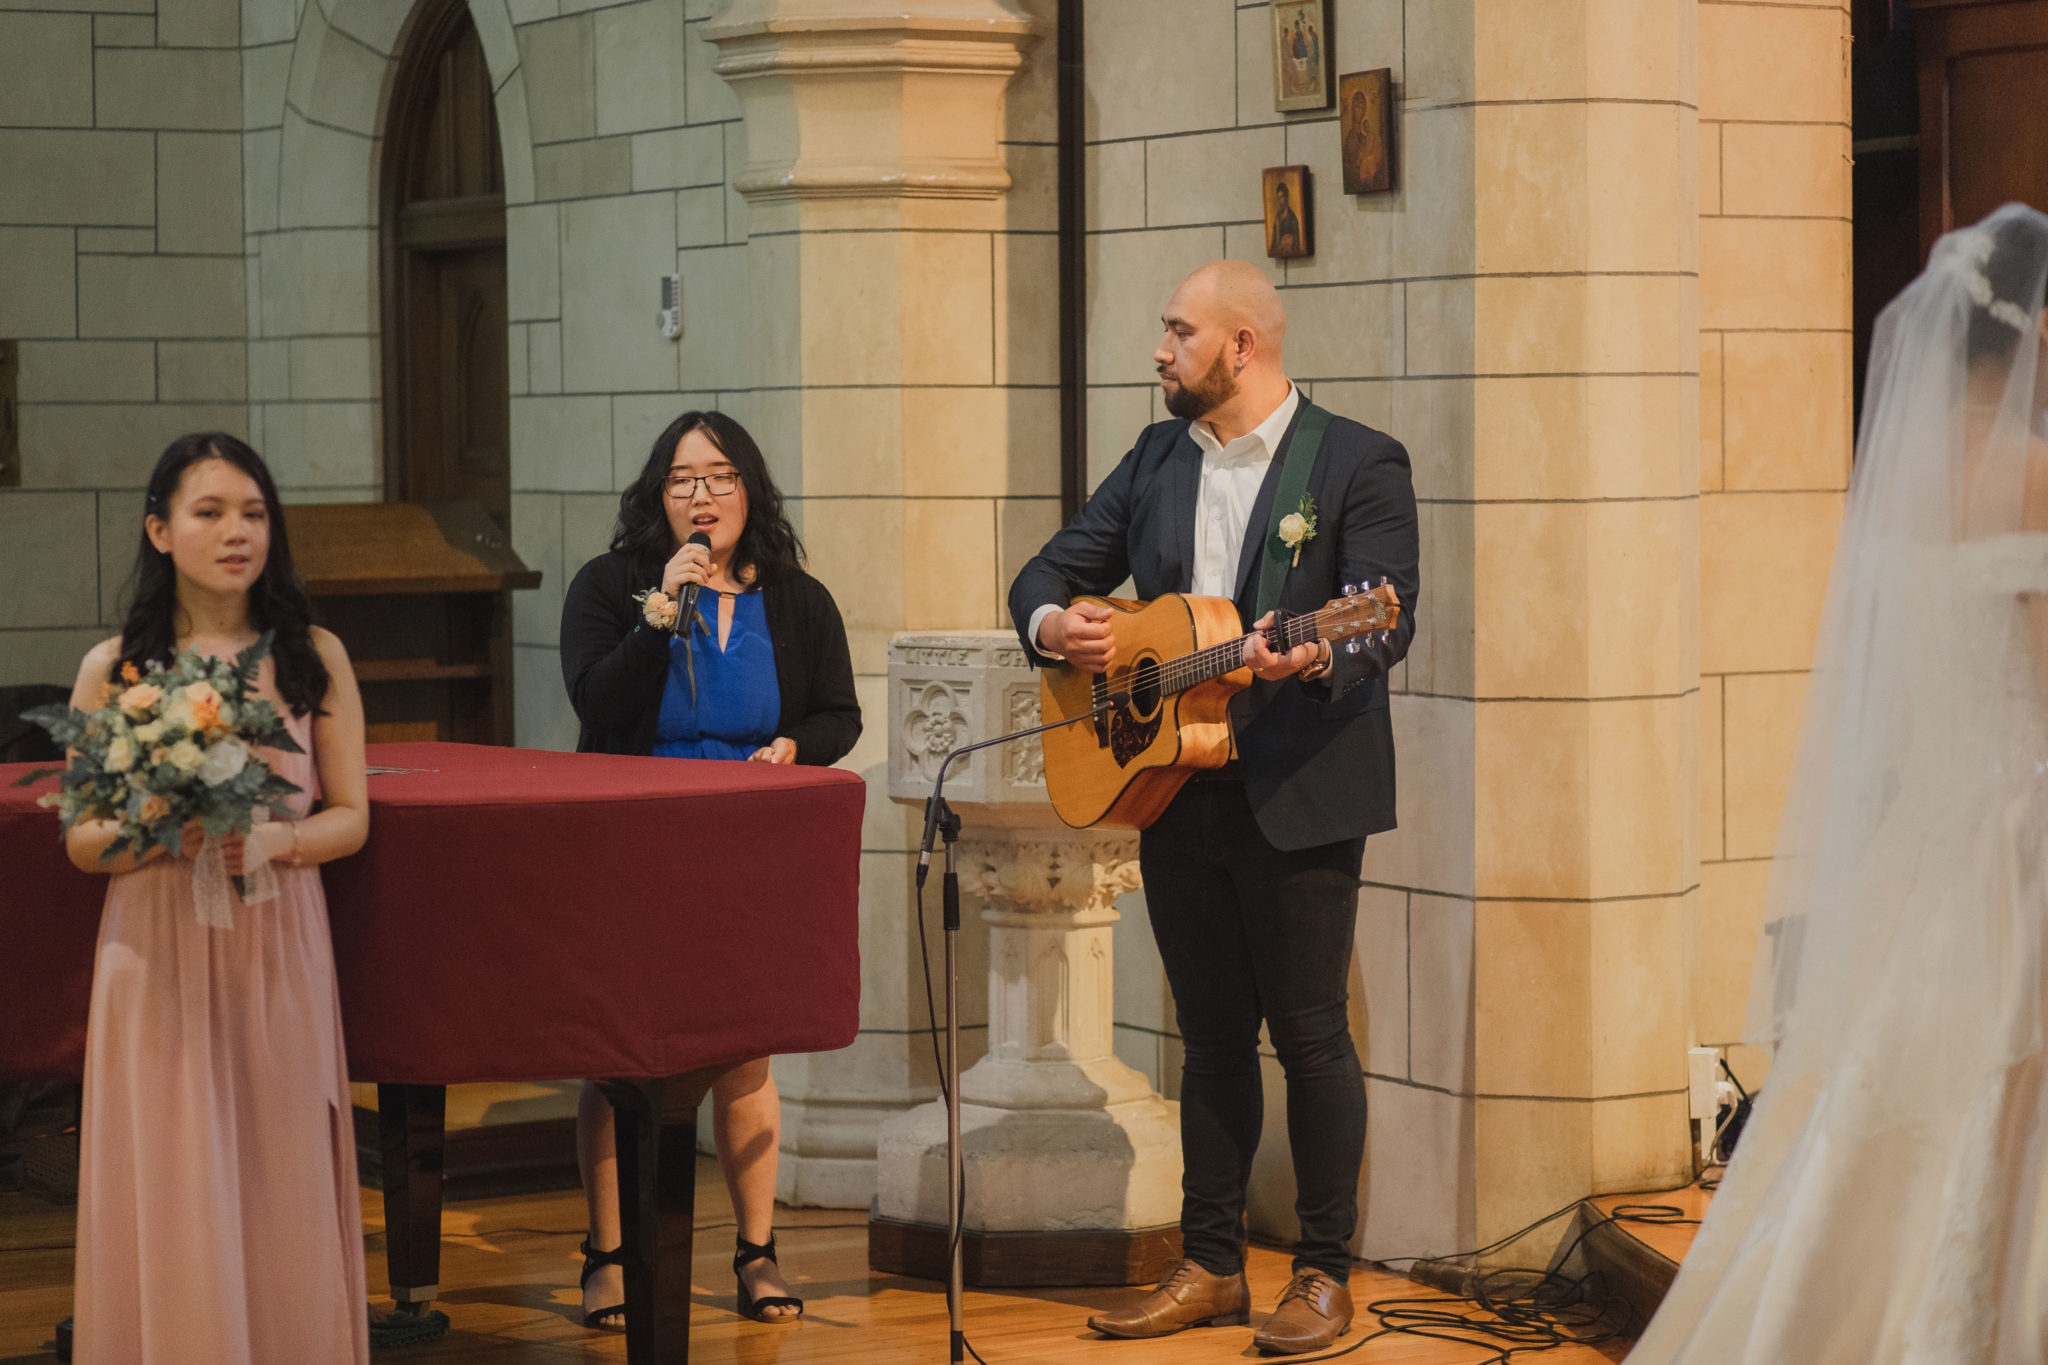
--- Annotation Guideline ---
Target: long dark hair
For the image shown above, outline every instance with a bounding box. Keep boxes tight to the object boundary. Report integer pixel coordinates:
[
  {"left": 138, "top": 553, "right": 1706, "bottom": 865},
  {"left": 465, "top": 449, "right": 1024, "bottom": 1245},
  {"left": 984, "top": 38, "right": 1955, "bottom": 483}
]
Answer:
[
  {"left": 120, "top": 433, "right": 330, "bottom": 717},
  {"left": 610, "top": 411, "right": 804, "bottom": 588}
]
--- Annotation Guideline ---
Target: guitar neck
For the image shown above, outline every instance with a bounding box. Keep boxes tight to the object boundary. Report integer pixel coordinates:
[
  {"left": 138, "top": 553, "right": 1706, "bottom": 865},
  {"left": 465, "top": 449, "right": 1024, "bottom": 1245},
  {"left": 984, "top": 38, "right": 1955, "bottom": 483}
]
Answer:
[{"left": 1157, "top": 610, "right": 1322, "bottom": 696}]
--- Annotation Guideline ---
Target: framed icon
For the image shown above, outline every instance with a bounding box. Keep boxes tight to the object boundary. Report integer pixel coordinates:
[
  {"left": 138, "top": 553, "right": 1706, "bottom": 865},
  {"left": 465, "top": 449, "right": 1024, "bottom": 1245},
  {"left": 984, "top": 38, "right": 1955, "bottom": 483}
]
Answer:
[
  {"left": 1271, "top": 0, "right": 1333, "bottom": 112},
  {"left": 1263, "top": 165, "right": 1313, "bottom": 260},
  {"left": 1338, "top": 68, "right": 1394, "bottom": 194}
]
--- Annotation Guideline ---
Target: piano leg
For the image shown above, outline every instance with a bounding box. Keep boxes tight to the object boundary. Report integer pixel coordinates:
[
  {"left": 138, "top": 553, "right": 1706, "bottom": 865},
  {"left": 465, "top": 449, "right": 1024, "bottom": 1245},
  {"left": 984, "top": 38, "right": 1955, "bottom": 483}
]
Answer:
[
  {"left": 598, "top": 1069, "right": 725, "bottom": 1365},
  {"left": 377, "top": 1082, "right": 448, "bottom": 1313}
]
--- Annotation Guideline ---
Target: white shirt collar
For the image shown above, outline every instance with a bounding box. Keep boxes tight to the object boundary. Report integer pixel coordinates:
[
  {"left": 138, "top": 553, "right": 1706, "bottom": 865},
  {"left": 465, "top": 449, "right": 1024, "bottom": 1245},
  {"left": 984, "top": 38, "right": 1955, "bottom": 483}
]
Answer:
[{"left": 1188, "top": 383, "right": 1300, "bottom": 463}]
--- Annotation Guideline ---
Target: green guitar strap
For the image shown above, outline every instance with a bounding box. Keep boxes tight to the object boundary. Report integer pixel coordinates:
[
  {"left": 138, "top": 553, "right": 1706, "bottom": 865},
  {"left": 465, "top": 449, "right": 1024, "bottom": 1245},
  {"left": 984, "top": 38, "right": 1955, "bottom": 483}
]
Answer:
[{"left": 1252, "top": 400, "right": 1333, "bottom": 623}]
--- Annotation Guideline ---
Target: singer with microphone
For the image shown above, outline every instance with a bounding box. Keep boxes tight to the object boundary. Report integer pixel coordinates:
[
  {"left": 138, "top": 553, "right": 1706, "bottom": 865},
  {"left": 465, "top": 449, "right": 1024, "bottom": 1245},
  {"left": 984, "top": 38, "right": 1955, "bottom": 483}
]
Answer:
[{"left": 558, "top": 409, "right": 861, "bottom": 1331}]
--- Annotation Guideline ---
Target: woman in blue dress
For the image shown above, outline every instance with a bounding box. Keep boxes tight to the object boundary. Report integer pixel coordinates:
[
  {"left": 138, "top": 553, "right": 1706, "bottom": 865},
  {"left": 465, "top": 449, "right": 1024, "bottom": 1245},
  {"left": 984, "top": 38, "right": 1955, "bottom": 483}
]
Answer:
[{"left": 559, "top": 410, "right": 861, "bottom": 1328}]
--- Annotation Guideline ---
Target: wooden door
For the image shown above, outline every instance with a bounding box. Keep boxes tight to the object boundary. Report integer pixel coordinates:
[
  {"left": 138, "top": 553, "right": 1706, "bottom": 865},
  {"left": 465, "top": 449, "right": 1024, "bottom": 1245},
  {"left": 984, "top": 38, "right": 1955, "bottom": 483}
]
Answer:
[
  {"left": 1913, "top": 0, "right": 2048, "bottom": 249},
  {"left": 381, "top": 0, "right": 510, "bottom": 527}
]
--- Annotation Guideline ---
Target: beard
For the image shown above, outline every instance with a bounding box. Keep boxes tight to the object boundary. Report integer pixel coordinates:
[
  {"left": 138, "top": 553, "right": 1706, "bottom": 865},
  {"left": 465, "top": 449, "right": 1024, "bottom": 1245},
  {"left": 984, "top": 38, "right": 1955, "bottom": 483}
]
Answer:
[{"left": 1161, "top": 347, "right": 1237, "bottom": 421}]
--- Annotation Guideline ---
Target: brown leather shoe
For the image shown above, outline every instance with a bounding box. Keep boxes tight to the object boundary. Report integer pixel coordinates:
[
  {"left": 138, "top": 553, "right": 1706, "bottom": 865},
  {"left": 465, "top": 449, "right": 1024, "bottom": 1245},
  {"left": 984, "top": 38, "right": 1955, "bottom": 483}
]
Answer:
[
  {"left": 1252, "top": 1268, "right": 1353, "bottom": 1355},
  {"left": 1085, "top": 1259, "right": 1251, "bottom": 1339}
]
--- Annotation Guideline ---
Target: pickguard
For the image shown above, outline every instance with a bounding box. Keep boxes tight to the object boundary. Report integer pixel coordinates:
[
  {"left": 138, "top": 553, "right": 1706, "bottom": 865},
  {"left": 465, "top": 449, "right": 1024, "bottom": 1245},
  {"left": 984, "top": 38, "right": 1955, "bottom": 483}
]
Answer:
[{"left": 1109, "top": 702, "right": 1160, "bottom": 767}]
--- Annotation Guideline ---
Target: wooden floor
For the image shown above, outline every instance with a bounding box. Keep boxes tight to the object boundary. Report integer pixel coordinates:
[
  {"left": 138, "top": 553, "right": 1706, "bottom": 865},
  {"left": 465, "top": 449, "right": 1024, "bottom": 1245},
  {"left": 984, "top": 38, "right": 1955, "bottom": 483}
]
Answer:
[{"left": 0, "top": 1158, "right": 1656, "bottom": 1365}]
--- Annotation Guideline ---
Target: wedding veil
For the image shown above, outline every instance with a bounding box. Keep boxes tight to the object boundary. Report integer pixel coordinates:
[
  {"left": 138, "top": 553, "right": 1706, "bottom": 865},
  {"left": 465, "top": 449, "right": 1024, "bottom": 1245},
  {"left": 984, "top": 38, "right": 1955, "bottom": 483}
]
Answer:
[
  {"left": 1631, "top": 203, "right": 2048, "bottom": 1364},
  {"left": 1747, "top": 203, "right": 2048, "bottom": 1075}
]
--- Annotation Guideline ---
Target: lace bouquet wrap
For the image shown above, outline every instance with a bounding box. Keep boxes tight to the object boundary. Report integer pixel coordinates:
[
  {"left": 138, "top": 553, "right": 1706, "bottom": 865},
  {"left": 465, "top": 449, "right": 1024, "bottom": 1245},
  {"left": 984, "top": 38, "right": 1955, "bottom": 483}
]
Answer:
[{"left": 15, "top": 632, "right": 305, "bottom": 927}]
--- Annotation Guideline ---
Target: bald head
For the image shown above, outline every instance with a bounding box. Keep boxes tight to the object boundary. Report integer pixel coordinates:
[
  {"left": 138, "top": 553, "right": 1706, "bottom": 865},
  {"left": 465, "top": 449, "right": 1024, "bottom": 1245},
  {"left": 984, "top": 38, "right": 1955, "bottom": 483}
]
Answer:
[{"left": 1168, "top": 259, "right": 1288, "bottom": 359}]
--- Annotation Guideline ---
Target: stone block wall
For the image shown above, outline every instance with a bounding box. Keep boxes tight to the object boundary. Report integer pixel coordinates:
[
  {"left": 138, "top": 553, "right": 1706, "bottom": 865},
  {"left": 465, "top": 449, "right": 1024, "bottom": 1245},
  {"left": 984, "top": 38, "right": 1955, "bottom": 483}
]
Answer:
[
  {"left": 1088, "top": 0, "right": 1845, "bottom": 1262},
  {"left": 1694, "top": 0, "right": 1851, "bottom": 1089},
  {"left": 0, "top": 0, "right": 248, "bottom": 689},
  {"left": 498, "top": 0, "right": 752, "bottom": 749},
  {"left": 1083, "top": 0, "right": 1447, "bottom": 1124}
]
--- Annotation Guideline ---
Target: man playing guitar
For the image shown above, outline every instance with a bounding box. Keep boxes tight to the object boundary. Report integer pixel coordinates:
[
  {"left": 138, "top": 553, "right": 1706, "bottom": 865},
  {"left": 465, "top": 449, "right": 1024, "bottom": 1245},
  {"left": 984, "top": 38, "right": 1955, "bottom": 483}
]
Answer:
[{"left": 1009, "top": 259, "right": 1420, "bottom": 1355}]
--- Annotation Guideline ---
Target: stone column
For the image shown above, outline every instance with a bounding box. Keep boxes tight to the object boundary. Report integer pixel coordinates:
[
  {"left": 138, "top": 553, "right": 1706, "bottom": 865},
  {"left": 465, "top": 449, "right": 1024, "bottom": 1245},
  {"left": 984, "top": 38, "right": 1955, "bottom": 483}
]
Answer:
[
  {"left": 870, "top": 631, "right": 1182, "bottom": 1285},
  {"left": 704, "top": 0, "right": 1057, "bottom": 1208},
  {"left": 1339, "top": 1, "right": 1704, "bottom": 1262}
]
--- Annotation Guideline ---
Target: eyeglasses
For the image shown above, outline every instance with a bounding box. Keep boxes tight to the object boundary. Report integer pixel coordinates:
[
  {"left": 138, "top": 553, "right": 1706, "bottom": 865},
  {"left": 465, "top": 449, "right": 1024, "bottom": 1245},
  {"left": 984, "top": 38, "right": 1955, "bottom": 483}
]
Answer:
[{"left": 664, "top": 472, "right": 742, "bottom": 499}]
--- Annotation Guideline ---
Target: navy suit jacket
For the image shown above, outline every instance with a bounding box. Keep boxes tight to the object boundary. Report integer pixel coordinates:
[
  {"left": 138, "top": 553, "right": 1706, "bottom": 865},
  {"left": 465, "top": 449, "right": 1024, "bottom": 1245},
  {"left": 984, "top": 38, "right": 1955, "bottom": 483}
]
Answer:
[{"left": 1007, "top": 400, "right": 1420, "bottom": 850}]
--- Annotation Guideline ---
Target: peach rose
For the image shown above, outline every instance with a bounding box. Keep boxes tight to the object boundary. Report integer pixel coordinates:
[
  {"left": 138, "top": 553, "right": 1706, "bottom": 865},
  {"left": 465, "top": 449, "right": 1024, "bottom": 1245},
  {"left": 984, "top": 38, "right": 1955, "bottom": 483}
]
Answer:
[
  {"left": 139, "top": 794, "right": 170, "bottom": 823},
  {"left": 167, "top": 739, "right": 204, "bottom": 773},
  {"left": 118, "top": 682, "right": 164, "bottom": 718}
]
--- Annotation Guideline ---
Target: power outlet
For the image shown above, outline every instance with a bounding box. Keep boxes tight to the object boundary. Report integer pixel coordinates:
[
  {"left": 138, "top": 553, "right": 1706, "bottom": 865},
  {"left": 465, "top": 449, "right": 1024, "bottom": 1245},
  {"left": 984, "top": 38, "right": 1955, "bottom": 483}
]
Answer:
[
  {"left": 1687, "top": 1046, "right": 1721, "bottom": 1120},
  {"left": 1688, "top": 1045, "right": 1722, "bottom": 1164},
  {"left": 656, "top": 275, "right": 682, "bottom": 340}
]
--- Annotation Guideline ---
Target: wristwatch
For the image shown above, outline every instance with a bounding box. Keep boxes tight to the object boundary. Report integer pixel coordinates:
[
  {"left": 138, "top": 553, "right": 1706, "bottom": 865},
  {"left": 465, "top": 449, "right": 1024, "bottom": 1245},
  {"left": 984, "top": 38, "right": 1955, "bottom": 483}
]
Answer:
[{"left": 1297, "top": 640, "right": 1333, "bottom": 682}]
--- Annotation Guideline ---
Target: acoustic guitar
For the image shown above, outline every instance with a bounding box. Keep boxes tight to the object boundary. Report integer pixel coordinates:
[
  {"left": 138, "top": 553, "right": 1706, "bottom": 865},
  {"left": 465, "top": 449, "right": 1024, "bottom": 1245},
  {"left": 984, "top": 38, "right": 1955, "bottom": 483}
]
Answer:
[{"left": 1038, "top": 582, "right": 1401, "bottom": 829}]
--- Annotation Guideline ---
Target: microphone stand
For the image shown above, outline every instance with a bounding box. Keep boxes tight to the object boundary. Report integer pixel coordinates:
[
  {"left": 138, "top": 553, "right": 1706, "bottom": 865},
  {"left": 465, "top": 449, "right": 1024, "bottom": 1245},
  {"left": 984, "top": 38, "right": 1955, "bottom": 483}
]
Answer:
[{"left": 916, "top": 695, "right": 1120, "bottom": 1365}]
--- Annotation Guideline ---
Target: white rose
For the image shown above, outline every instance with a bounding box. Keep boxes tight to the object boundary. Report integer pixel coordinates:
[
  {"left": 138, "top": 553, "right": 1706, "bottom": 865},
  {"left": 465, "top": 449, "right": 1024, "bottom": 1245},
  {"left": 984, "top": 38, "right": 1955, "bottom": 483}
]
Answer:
[
  {"left": 133, "top": 720, "right": 165, "bottom": 746},
  {"left": 105, "top": 736, "right": 136, "bottom": 772},
  {"left": 167, "top": 739, "right": 204, "bottom": 773},
  {"left": 196, "top": 739, "right": 250, "bottom": 787},
  {"left": 1278, "top": 512, "right": 1309, "bottom": 546}
]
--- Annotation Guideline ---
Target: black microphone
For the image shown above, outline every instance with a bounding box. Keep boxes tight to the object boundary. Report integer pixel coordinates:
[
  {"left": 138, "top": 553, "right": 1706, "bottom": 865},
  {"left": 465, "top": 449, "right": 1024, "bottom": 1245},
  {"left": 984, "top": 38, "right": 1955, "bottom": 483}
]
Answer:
[{"left": 675, "top": 530, "right": 711, "bottom": 633}]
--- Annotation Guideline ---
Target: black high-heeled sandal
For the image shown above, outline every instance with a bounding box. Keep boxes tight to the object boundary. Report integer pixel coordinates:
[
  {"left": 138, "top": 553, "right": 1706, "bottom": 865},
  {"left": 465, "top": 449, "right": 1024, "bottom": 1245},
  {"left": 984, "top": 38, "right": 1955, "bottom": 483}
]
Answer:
[
  {"left": 734, "top": 1235, "right": 804, "bottom": 1323},
  {"left": 579, "top": 1238, "right": 629, "bottom": 1331}
]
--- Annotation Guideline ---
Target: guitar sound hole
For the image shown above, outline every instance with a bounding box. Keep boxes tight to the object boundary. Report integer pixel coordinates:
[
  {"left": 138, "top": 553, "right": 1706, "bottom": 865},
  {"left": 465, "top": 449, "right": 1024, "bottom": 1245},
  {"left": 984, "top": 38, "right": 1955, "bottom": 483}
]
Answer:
[{"left": 1128, "top": 655, "right": 1163, "bottom": 719}]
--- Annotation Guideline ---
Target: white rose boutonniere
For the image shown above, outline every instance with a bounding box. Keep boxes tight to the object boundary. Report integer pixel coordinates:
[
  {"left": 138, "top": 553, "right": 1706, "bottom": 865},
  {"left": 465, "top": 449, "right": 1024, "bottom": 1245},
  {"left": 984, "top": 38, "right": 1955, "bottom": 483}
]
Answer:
[{"left": 1278, "top": 494, "right": 1318, "bottom": 567}]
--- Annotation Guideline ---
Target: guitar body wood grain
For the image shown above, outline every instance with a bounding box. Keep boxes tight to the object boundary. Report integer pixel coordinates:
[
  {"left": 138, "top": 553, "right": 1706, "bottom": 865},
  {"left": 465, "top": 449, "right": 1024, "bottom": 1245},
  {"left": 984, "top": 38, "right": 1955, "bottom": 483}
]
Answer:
[{"left": 1039, "top": 593, "right": 1253, "bottom": 829}]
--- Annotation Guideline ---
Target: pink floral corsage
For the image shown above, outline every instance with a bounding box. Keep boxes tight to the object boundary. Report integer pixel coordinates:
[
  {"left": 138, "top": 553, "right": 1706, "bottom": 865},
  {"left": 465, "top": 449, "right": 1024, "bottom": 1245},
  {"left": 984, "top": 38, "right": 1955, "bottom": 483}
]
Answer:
[{"left": 634, "top": 587, "right": 682, "bottom": 632}]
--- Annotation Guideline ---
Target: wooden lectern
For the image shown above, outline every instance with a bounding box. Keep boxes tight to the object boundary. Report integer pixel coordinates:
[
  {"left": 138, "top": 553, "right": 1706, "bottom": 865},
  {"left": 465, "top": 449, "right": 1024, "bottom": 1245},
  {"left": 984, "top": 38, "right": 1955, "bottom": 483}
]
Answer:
[{"left": 289, "top": 501, "right": 539, "bottom": 746}]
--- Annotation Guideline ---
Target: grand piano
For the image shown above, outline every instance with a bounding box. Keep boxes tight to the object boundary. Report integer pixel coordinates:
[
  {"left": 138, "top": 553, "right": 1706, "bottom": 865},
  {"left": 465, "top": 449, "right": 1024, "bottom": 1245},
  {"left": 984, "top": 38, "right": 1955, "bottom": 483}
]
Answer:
[{"left": 0, "top": 741, "right": 865, "bottom": 1364}]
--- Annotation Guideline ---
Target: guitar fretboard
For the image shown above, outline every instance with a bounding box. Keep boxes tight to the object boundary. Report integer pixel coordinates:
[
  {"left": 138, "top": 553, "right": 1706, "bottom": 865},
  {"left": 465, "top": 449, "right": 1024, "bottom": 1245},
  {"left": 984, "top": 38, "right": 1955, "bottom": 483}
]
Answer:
[{"left": 1103, "top": 608, "right": 1331, "bottom": 701}]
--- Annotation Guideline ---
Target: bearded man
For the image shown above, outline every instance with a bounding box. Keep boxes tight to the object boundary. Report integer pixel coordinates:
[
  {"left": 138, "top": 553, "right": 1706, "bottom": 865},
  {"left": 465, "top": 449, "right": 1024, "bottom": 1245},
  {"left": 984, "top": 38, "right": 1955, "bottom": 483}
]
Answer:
[{"left": 1008, "top": 259, "right": 1420, "bottom": 1355}]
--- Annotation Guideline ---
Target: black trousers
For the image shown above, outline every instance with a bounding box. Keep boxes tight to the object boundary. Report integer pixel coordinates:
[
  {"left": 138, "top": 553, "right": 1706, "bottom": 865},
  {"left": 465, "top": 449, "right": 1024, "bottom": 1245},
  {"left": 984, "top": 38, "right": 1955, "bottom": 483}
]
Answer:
[{"left": 1138, "top": 779, "right": 1368, "bottom": 1281}]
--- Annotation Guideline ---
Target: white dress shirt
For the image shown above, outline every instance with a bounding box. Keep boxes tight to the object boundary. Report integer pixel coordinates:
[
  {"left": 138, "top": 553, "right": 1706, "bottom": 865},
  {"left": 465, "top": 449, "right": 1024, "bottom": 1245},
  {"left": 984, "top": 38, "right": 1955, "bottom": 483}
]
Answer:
[{"left": 1030, "top": 384, "right": 1299, "bottom": 658}]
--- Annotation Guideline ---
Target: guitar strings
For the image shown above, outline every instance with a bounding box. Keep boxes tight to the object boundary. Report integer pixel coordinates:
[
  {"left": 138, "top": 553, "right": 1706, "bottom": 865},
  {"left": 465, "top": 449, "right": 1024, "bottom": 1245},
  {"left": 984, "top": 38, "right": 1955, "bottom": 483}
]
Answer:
[{"left": 1101, "top": 609, "right": 1330, "bottom": 697}]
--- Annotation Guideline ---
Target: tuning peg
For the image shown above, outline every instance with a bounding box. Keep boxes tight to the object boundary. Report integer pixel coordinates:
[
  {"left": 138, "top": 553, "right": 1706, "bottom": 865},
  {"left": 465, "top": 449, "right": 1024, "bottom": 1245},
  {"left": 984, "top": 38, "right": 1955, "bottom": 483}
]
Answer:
[
  {"left": 1342, "top": 582, "right": 1357, "bottom": 596},
  {"left": 1378, "top": 630, "right": 1391, "bottom": 645},
  {"left": 1378, "top": 576, "right": 1390, "bottom": 588},
  {"left": 1346, "top": 640, "right": 1361, "bottom": 655}
]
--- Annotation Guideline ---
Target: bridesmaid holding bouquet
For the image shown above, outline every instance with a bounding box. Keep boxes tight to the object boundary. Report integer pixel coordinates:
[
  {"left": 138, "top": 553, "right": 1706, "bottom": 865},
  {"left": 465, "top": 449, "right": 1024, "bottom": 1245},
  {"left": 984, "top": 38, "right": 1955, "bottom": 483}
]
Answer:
[{"left": 60, "top": 433, "right": 370, "bottom": 1364}]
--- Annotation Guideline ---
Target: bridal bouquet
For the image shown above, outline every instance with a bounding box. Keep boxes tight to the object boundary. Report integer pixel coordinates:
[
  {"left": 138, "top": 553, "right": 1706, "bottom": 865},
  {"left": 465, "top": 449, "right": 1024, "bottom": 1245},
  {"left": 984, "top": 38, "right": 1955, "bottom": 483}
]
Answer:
[{"left": 14, "top": 633, "right": 303, "bottom": 926}]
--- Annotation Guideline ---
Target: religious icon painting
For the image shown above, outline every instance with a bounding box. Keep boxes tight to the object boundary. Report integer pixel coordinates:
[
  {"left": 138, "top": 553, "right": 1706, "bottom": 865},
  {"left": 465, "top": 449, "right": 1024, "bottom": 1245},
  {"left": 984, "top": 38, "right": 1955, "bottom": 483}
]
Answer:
[
  {"left": 1263, "top": 165, "right": 1313, "bottom": 260},
  {"left": 1338, "top": 68, "right": 1394, "bottom": 194},
  {"left": 1271, "top": 0, "right": 1333, "bottom": 112}
]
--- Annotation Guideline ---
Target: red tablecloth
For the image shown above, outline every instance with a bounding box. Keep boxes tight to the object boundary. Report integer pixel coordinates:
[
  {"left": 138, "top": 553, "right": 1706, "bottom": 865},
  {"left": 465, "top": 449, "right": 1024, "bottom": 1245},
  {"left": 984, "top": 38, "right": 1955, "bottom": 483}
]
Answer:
[{"left": 0, "top": 743, "right": 864, "bottom": 1085}]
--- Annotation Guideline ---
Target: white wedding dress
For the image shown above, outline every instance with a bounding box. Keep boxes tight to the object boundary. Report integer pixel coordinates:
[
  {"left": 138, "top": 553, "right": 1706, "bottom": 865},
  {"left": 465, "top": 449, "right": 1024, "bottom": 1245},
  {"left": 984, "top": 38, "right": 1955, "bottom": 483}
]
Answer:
[{"left": 1631, "top": 205, "right": 2048, "bottom": 1365}]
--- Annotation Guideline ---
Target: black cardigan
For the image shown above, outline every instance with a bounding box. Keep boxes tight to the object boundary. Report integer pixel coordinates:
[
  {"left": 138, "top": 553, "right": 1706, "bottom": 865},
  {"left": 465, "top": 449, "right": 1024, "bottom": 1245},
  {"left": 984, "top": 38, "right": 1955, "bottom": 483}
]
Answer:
[{"left": 559, "top": 550, "right": 862, "bottom": 765}]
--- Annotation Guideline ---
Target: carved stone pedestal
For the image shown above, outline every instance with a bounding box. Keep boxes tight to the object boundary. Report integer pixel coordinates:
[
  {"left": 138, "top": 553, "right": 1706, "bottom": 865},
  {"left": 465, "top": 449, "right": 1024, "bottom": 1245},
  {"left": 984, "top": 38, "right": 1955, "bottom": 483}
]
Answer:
[{"left": 872, "top": 632, "right": 1183, "bottom": 1286}]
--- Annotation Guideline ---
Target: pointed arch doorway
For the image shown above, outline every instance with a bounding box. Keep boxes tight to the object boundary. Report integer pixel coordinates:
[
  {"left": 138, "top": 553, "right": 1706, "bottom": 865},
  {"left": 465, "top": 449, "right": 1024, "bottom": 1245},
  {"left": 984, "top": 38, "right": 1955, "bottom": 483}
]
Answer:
[
  {"left": 380, "top": 0, "right": 510, "bottom": 526},
  {"left": 312, "top": 0, "right": 531, "bottom": 750}
]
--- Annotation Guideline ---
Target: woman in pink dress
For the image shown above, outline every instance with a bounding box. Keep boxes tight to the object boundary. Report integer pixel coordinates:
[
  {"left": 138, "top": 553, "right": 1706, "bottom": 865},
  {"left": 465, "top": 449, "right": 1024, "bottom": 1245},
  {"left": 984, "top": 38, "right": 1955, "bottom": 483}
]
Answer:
[{"left": 62, "top": 432, "right": 371, "bottom": 1365}]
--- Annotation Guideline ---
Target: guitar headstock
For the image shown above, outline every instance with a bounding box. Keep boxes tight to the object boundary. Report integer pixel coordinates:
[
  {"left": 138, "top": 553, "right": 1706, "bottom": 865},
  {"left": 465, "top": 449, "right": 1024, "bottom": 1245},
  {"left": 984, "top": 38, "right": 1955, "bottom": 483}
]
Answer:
[{"left": 1317, "top": 580, "right": 1401, "bottom": 649}]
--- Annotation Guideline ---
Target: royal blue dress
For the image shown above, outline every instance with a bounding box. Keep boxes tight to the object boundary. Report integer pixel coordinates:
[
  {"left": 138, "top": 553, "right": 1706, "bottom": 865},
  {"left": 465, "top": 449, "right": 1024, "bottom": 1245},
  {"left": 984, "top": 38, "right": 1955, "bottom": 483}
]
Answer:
[{"left": 652, "top": 590, "right": 780, "bottom": 760}]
